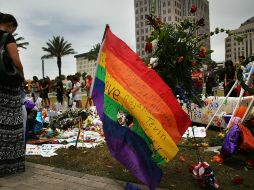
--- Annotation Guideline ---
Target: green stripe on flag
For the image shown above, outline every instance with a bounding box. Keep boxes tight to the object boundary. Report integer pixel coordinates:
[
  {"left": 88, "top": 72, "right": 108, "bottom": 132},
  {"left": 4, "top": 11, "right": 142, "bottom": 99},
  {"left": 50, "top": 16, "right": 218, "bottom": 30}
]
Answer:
[
  {"left": 95, "top": 64, "right": 106, "bottom": 82},
  {"left": 104, "top": 94, "right": 165, "bottom": 165}
]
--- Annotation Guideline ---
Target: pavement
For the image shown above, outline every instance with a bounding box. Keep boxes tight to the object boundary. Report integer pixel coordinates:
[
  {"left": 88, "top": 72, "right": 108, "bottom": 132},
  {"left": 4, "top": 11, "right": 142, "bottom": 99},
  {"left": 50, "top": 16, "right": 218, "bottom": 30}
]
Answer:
[{"left": 0, "top": 162, "right": 167, "bottom": 190}]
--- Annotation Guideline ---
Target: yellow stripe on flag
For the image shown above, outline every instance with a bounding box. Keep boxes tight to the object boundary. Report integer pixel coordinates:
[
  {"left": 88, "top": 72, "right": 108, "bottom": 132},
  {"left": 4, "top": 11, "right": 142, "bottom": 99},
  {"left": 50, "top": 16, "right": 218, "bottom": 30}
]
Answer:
[{"left": 104, "top": 73, "right": 179, "bottom": 162}]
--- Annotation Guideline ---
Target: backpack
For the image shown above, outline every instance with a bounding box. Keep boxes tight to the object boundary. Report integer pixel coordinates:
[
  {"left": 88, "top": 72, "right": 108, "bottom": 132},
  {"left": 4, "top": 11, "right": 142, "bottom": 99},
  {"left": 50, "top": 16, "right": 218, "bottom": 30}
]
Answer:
[{"left": 0, "top": 32, "right": 22, "bottom": 86}]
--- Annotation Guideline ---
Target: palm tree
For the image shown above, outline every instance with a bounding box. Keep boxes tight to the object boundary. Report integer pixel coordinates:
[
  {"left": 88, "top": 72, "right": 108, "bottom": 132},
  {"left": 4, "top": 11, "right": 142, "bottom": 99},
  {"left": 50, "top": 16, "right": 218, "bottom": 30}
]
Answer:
[
  {"left": 13, "top": 33, "right": 29, "bottom": 49},
  {"left": 86, "top": 43, "right": 100, "bottom": 60},
  {"left": 42, "top": 36, "right": 76, "bottom": 77}
]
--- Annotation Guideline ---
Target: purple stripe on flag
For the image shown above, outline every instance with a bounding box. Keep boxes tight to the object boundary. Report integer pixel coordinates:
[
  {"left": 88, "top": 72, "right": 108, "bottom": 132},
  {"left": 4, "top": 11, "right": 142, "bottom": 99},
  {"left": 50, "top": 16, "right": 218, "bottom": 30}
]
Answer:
[
  {"left": 103, "top": 114, "right": 161, "bottom": 190},
  {"left": 92, "top": 77, "right": 105, "bottom": 119}
]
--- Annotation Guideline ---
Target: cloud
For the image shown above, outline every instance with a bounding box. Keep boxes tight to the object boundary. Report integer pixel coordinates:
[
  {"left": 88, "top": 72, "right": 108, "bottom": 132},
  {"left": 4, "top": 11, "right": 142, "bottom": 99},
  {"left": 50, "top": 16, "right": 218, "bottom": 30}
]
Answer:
[
  {"left": 0, "top": 0, "right": 135, "bottom": 79},
  {"left": 1, "top": 0, "right": 253, "bottom": 79}
]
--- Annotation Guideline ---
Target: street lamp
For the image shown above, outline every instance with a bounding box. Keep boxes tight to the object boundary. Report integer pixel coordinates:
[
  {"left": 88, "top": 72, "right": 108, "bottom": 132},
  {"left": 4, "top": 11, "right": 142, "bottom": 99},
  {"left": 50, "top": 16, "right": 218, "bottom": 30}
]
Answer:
[{"left": 41, "top": 57, "right": 45, "bottom": 78}]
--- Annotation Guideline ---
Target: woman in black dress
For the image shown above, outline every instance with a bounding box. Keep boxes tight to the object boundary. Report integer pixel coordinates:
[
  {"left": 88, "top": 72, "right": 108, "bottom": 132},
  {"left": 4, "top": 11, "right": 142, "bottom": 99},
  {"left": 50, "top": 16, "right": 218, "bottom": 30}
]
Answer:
[{"left": 0, "top": 13, "right": 25, "bottom": 176}]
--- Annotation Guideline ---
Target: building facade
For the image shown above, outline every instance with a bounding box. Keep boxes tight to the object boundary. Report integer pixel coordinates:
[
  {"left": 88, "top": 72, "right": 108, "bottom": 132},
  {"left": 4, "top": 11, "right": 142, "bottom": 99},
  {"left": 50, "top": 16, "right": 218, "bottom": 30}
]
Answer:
[
  {"left": 74, "top": 52, "right": 97, "bottom": 78},
  {"left": 134, "top": 0, "right": 210, "bottom": 58},
  {"left": 225, "top": 17, "right": 254, "bottom": 63}
]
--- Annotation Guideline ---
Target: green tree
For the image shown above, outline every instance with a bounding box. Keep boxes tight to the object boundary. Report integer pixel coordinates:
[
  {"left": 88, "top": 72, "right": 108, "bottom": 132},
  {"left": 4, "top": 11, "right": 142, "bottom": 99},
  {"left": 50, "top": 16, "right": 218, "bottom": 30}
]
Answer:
[
  {"left": 42, "top": 36, "right": 76, "bottom": 77},
  {"left": 75, "top": 72, "right": 81, "bottom": 78},
  {"left": 87, "top": 43, "right": 100, "bottom": 60},
  {"left": 13, "top": 33, "right": 29, "bottom": 49}
]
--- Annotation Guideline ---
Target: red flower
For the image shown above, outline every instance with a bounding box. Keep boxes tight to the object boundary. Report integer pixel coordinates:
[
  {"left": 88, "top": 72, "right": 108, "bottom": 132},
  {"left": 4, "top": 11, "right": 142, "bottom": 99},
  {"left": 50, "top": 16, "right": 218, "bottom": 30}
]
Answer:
[
  {"left": 199, "top": 46, "right": 206, "bottom": 58},
  {"left": 245, "top": 159, "right": 254, "bottom": 168},
  {"left": 156, "top": 16, "right": 161, "bottom": 23},
  {"left": 211, "top": 154, "right": 224, "bottom": 163},
  {"left": 179, "top": 155, "right": 186, "bottom": 162},
  {"left": 190, "top": 5, "right": 197, "bottom": 13},
  {"left": 145, "top": 42, "right": 152, "bottom": 53},
  {"left": 189, "top": 164, "right": 196, "bottom": 173},
  {"left": 232, "top": 176, "right": 244, "bottom": 185}
]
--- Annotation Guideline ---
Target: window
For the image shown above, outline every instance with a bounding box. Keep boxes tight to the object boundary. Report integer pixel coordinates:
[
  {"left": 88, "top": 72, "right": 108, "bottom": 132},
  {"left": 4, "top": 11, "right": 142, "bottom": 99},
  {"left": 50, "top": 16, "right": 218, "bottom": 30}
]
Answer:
[{"left": 163, "top": 2, "right": 166, "bottom": 7}]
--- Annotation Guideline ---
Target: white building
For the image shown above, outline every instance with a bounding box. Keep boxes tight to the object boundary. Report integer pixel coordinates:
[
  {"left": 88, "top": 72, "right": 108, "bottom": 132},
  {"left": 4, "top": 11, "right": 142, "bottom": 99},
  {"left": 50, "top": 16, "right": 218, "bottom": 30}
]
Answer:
[
  {"left": 225, "top": 17, "right": 254, "bottom": 63},
  {"left": 74, "top": 53, "right": 97, "bottom": 78},
  {"left": 134, "top": 0, "right": 210, "bottom": 58}
]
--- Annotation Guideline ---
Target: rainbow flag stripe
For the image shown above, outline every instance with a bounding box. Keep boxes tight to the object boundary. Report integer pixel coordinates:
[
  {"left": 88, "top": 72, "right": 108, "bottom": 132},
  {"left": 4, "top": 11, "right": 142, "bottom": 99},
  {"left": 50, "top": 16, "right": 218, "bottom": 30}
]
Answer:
[{"left": 91, "top": 26, "right": 191, "bottom": 189}]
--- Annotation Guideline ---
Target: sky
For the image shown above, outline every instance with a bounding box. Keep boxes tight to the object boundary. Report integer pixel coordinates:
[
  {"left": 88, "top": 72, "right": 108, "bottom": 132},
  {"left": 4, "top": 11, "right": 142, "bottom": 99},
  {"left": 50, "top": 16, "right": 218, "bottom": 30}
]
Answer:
[{"left": 1, "top": 0, "right": 254, "bottom": 80}]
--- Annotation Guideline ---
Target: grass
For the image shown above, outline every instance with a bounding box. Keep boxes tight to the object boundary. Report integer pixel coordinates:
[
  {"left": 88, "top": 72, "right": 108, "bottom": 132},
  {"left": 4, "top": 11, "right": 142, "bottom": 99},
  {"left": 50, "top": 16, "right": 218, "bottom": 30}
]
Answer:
[{"left": 26, "top": 127, "right": 254, "bottom": 190}]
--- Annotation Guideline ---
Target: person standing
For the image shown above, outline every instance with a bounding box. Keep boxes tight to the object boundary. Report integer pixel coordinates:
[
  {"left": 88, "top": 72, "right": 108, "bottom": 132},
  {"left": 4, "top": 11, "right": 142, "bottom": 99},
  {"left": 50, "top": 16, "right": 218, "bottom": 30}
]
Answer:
[
  {"left": 0, "top": 13, "right": 25, "bottom": 176},
  {"left": 41, "top": 78, "right": 50, "bottom": 108},
  {"left": 205, "top": 65, "right": 217, "bottom": 96},
  {"left": 71, "top": 75, "right": 82, "bottom": 108},
  {"left": 56, "top": 79, "right": 64, "bottom": 105},
  {"left": 224, "top": 60, "right": 237, "bottom": 97},
  {"left": 66, "top": 75, "right": 73, "bottom": 107},
  {"left": 84, "top": 74, "right": 93, "bottom": 108},
  {"left": 31, "top": 76, "right": 40, "bottom": 103}
]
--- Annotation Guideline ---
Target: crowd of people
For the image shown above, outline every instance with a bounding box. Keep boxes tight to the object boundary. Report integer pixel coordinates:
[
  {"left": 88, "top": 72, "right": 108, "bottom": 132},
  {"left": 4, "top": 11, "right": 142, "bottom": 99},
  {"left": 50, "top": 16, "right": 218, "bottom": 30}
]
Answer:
[
  {"left": 202, "top": 57, "right": 250, "bottom": 97},
  {"left": 28, "top": 74, "right": 94, "bottom": 109}
]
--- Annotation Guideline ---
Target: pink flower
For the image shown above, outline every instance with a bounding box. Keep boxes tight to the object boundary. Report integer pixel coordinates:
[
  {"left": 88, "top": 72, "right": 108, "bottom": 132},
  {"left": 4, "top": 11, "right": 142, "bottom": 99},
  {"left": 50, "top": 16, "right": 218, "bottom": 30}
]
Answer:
[
  {"left": 177, "top": 56, "right": 184, "bottom": 63},
  {"left": 190, "top": 5, "right": 197, "bottom": 13}
]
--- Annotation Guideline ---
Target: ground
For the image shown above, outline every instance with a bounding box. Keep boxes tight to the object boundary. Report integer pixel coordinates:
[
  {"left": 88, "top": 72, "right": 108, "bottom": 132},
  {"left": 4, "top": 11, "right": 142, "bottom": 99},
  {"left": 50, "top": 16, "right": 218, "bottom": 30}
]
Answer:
[{"left": 26, "top": 126, "right": 254, "bottom": 190}]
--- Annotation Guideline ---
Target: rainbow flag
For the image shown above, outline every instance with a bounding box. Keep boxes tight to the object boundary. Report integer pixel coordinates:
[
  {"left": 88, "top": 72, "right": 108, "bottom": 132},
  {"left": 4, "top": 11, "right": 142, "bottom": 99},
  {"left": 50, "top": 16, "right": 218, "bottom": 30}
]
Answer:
[{"left": 91, "top": 25, "right": 191, "bottom": 189}]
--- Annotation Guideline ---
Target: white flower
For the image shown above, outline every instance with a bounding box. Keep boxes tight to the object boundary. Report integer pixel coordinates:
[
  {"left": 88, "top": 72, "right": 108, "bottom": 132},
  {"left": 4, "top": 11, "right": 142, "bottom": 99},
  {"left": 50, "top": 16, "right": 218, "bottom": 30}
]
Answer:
[
  {"left": 150, "top": 57, "right": 158, "bottom": 67},
  {"left": 151, "top": 39, "right": 158, "bottom": 53}
]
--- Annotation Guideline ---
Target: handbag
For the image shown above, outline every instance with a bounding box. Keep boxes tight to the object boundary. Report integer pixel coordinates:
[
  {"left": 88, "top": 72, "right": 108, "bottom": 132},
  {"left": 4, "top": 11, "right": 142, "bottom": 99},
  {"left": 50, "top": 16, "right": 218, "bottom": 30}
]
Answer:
[{"left": 0, "top": 32, "right": 23, "bottom": 86}]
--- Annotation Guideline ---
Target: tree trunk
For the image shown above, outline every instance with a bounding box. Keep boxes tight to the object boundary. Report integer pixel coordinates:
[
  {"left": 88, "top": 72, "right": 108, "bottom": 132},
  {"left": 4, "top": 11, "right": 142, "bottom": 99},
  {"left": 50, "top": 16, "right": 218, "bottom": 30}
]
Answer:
[{"left": 57, "top": 57, "right": 61, "bottom": 77}]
